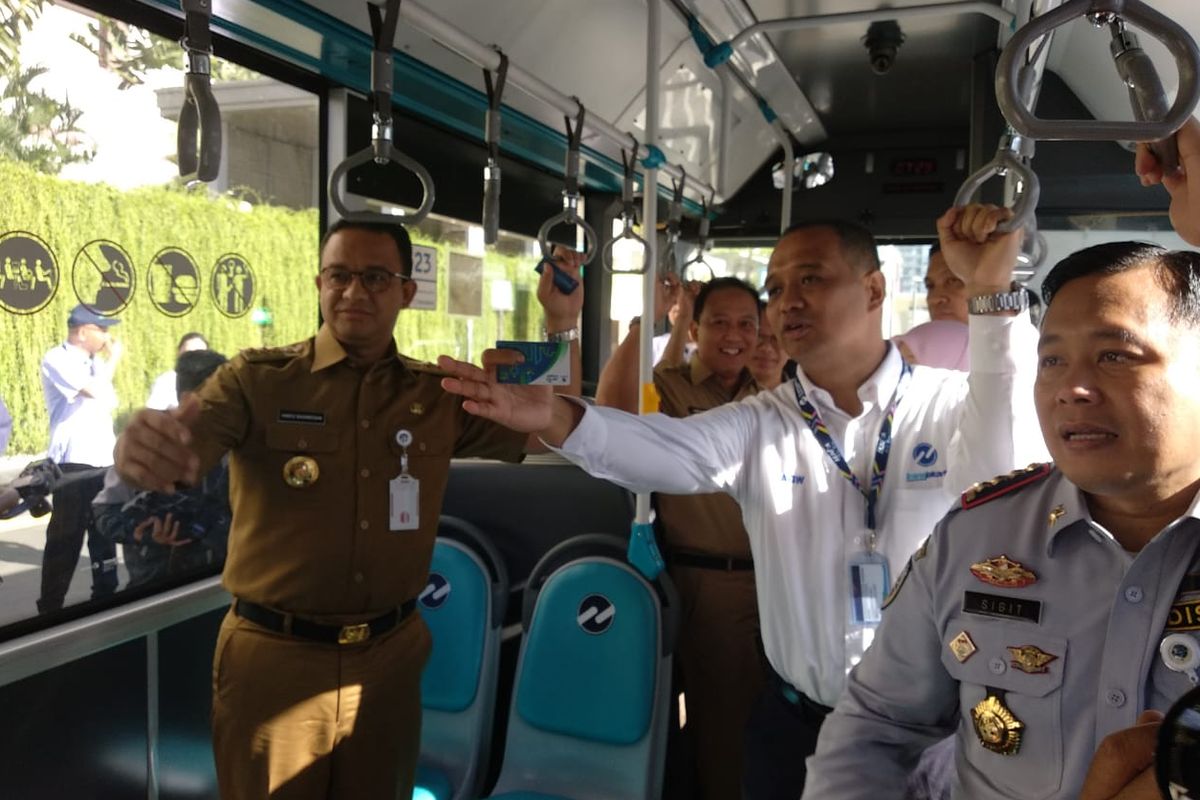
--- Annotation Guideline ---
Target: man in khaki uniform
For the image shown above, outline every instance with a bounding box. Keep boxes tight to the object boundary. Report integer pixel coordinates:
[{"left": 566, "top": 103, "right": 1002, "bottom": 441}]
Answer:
[
  {"left": 598, "top": 276, "right": 767, "bottom": 798},
  {"left": 115, "top": 219, "right": 582, "bottom": 800}
]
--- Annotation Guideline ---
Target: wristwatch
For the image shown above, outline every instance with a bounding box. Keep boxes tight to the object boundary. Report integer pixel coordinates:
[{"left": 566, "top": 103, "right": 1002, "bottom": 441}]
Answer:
[
  {"left": 968, "top": 285, "right": 1029, "bottom": 315},
  {"left": 546, "top": 327, "right": 579, "bottom": 343}
]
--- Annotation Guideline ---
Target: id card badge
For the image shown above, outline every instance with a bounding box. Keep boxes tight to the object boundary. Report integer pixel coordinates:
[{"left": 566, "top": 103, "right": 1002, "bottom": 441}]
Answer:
[
  {"left": 389, "top": 474, "right": 420, "bottom": 531},
  {"left": 848, "top": 551, "right": 891, "bottom": 626}
]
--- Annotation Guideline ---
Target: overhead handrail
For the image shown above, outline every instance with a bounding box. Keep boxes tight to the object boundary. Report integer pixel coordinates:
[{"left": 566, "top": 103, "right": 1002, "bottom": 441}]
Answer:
[
  {"left": 661, "top": 170, "right": 686, "bottom": 275},
  {"left": 996, "top": 0, "right": 1200, "bottom": 146},
  {"left": 681, "top": 196, "right": 717, "bottom": 282},
  {"left": 176, "top": 0, "right": 221, "bottom": 183},
  {"left": 953, "top": 130, "right": 1041, "bottom": 233},
  {"left": 601, "top": 140, "right": 651, "bottom": 275},
  {"left": 328, "top": 0, "right": 436, "bottom": 224},
  {"left": 481, "top": 49, "right": 508, "bottom": 244},
  {"left": 535, "top": 100, "right": 596, "bottom": 294}
]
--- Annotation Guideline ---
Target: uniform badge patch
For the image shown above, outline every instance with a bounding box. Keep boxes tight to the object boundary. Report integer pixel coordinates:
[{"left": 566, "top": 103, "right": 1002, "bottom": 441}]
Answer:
[
  {"left": 881, "top": 537, "right": 928, "bottom": 611},
  {"left": 409, "top": 402, "right": 425, "bottom": 416},
  {"left": 971, "top": 693, "right": 1024, "bottom": 755},
  {"left": 949, "top": 631, "right": 978, "bottom": 663},
  {"left": 970, "top": 555, "right": 1037, "bottom": 588},
  {"left": 1007, "top": 644, "right": 1058, "bottom": 674},
  {"left": 282, "top": 455, "right": 320, "bottom": 488},
  {"left": 961, "top": 463, "right": 1053, "bottom": 509},
  {"left": 1047, "top": 505, "right": 1065, "bottom": 527}
]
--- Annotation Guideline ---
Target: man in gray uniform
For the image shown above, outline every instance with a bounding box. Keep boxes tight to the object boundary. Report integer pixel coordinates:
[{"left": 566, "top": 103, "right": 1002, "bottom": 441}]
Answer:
[{"left": 802, "top": 240, "right": 1200, "bottom": 800}]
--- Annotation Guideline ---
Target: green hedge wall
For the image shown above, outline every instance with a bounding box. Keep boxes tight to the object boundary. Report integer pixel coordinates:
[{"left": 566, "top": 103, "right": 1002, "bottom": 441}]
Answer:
[{"left": 0, "top": 158, "right": 543, "bottom": 456}]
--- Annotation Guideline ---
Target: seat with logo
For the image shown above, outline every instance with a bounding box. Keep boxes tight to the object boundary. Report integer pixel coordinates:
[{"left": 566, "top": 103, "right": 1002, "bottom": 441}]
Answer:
[
  {"left": 413, "top": 516, "right": 509, "bottom": 800},
  {"left": 483, "top": 534, "right": 679, "bottom": 800}
]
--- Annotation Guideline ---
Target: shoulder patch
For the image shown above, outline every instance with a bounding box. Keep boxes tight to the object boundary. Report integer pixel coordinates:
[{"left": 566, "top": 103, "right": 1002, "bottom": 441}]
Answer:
[
  {"left": 399, "top": 356, "right": 452, "bottom": 377},
  {"left": 241, "top": 342, "right": 307, "bottom": 363},
  {"left": 961, "top": 463, "right": 1054, "bottom": 509},
  {"left": 882, "top": 535, "right": 930, "bottom": 611}
]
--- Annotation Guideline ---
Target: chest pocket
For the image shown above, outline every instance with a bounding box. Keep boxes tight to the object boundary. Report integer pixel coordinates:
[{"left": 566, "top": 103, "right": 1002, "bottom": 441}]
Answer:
[
  {"left": 940, "top": 616, "right": 1067, "bottom": 800},
  {"left": 264, "top": 423, "right": 339, "bottom": 454}
]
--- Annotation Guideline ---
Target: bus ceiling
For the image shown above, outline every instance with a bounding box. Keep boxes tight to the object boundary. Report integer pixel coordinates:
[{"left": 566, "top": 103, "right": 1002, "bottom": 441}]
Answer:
[{"left": 136, "top": 0, "right": 1199, "bottom": 233}]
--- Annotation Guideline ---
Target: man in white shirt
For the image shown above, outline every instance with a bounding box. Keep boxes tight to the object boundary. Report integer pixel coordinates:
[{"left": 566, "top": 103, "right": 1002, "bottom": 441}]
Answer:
[
  {"left": 37, "top": 304, "right": 123, "bottom": 612},
  {"left": 0, "top": 394, "right": 11, "bottom": 454},
  {"left": 437, "top": 203, "right": 1046, "bottom": 798},
  {"left": 146, "top": 332, "right": 209, "bottom": 410}
]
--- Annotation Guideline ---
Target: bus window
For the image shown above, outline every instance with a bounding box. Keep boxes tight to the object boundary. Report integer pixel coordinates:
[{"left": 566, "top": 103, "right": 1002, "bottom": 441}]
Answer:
[{"left": 0, "top": 3, "right": 319, "bottom": 634}]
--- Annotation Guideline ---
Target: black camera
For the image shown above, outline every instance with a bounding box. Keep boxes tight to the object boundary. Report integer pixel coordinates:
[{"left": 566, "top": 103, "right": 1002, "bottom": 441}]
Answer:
[
  {"left": 1159, "top": 685, "right": 1200, "bottom": 799},
  {"left": 0, "top": 459, "right": 63, "bottom": 519},
  {"left": 120, "top": 487, "right": 231, "bottom": 546},
  {"left": 863, "top": 20, "right": 905, "bottom": 76}
]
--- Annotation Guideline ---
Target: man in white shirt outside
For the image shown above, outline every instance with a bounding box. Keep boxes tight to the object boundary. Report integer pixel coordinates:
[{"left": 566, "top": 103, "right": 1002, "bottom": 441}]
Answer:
[
  {"left": 437, "top": 203, "right": 1048, "bottom": 799},
  {"left": 37, "top": 304, "right": 123, "bottom": 612}
]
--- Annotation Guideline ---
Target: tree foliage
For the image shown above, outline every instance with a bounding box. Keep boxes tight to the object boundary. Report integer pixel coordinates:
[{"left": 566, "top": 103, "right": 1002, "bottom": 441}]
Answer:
[
  {"left": 0, "top": 60, "right": 94, "bottom": 175},
  {"left": 0, "top": 0, "right": 46, "bottom": 71}
]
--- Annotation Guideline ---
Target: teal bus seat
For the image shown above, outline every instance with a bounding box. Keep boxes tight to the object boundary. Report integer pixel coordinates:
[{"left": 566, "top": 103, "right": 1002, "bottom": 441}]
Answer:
[
  {"left": 485, "top": 535, "right": 678, "bottom": 800},
  {"left": 414, "top": 517, "right": 509, "bottom": 800}
]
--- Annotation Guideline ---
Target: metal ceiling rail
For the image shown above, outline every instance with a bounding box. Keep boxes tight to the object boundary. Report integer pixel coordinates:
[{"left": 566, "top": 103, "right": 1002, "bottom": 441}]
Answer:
[
  {"left": 708, "top": 1, "right": 1016, "bottom": 68},
  {"left": 393, "top": 0, "right": 719, "bottom": 202}
]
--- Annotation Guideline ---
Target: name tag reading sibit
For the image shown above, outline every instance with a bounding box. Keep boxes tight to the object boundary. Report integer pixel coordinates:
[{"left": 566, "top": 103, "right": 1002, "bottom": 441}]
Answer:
[{"left": 849, "top": 552, "right": 891, "bottom": 626}]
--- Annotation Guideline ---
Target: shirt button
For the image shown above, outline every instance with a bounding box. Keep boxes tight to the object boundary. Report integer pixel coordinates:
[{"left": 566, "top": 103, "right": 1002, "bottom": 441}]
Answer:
[
  {"left": 359, "top": 520, "right": 369, "bottom": 530},
  {"left": 353, "top": 572, "right": 365, "bottom": 584},
  {"left": 1106, "top": 689, "right": 1126, "bottom": 707},
  {"left": 360, "top": 468, "right": 370, "bottom": 478},
  {"left": 1124, "top": 586, "right": 1144, "bottom": 604},
  {"left": 361, "top": 419, "right": 370, "bottom": 429},
  {"left": 988, "top": 657, "right": 1007, "bottom": 675},
  {"left": 297, "top": 438, "right": 307, "bottom": 449}
]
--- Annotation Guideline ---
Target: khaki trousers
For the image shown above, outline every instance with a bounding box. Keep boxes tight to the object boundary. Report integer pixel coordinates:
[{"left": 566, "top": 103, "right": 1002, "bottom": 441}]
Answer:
[
  {"left": 211, "top": 607, "right": 432, "bottom": 799},
  {"left": 669, "top": 564, "right": 767, "bottom": 800}
]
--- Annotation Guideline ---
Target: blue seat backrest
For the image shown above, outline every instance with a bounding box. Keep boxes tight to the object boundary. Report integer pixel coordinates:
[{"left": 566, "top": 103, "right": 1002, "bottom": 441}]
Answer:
[
  {"left": 515, "top": 559, "right": 657, "bottom": 745},
  {"left": 420, "top": 540, "right": 489, "bottom": 713}
]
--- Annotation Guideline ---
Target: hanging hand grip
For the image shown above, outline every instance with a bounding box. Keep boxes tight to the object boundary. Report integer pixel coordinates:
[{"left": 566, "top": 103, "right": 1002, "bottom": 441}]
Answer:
[
  {"left": 996, "top": 0, "right": 1200, "bottom": 142},
  {"left": 953, "top": 136, "right": 1041, "bottom": 233},
  {"left": 177, "top": 72, "right": 221, "bottom": 183},
  {"left": 328, "top": 140, "right": 436, "bottom": 224}
]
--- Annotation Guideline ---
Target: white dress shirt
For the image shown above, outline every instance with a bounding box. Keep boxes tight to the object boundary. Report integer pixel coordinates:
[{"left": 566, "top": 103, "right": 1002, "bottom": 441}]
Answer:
[
  {"left": 41, "top": 342, "right": 117, "bottom": 466},
  {"left": 553, "top": 313, "right": 1046, "bottom": 706}
]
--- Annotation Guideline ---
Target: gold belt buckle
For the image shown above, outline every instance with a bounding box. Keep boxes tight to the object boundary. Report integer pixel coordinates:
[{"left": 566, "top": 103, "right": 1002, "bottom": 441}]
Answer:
[{"left": 337, "top": 622, "right": 370, "bottom": 645}]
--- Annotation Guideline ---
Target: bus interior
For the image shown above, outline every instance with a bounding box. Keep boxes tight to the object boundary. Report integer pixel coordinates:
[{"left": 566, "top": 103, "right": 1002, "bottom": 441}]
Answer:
[{"left": 0, "top": 0, "right": 1197, "bottom": 797}]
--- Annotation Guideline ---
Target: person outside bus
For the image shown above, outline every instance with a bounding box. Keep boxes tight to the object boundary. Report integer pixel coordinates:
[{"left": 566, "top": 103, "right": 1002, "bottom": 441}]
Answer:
[{"left": 36, "top": 305, "right": 123, "bottom": 612}]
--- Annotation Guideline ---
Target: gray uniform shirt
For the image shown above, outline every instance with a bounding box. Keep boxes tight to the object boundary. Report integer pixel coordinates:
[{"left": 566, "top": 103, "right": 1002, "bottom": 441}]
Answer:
[{"left": 804, "top": 465, "right": 1200, "bottom": 800}]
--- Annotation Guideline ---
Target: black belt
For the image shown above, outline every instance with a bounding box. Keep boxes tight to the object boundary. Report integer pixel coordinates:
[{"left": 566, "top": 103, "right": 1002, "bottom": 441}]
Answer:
[
  {"left": 233, "top": 598, "right": 416, "bottom": 645},
  {"left": 669, "top": 551, "right": 754, "bottom": 571},
  {"left": 773, "top": 671, "right": 833, "bottom": 724}
]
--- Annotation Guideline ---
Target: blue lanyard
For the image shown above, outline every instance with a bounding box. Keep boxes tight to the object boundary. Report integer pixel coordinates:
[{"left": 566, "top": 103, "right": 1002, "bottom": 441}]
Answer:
[{"left": 791, "top": 361, "right": 913, "bottom": 536}]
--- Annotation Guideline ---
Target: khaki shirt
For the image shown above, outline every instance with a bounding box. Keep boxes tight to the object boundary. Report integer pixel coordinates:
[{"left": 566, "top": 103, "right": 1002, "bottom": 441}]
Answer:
[
  {"left": 654, "top": 358, "right": 758, "bottom": 558},
  {"left": 190, "top": 325, "right": 526, "bottom": 617}
]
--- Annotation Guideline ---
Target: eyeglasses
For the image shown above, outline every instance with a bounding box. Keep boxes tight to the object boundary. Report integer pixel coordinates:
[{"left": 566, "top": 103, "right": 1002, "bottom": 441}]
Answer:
[{"left": 320, "top": 267, "right": 411, "bottom": 294}]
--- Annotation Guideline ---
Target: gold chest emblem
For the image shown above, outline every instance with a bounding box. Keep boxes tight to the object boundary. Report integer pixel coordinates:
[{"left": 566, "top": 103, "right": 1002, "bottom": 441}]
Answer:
[
  {"left": 969, "top": 554, "right": 1038, "bottom": 588},
  {"left": 1008, "top": 644, "right": 1058, "bottom": 674},
  {"left": 949, "top": 631, "right": 978, "bottom": 663},
  {"left": 1047, "top": 505, "right": 1066, "bottom": 527},
  {"left": 971, "top": 694, "right": 1024, "bottom": 755},
  {"left": 282, "top": 455, "right": 320, "bottom": 488}
]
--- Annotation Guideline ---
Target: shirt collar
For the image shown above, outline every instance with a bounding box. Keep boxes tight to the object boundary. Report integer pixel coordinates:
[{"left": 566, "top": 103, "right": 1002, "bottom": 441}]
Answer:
[
  {"left": 1045, "top": 476, "right": 1200, "bottom": 556},
  {"left": 794, "top": 341, "right": 902, "bottom": 416},
  {"left": 311, "top": 324, "right": 400, "bottom": 373}
]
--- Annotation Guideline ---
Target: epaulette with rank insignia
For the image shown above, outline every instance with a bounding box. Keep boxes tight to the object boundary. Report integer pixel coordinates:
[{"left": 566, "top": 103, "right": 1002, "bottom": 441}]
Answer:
[
  {"left": 399, "top": 355, "right": 452, "bottom": 378},
  {"left": 961, "top": 463, "right": 1053, "bottom": 509},
  {"left": 241, "top": 342, "right": 308, "bottom": 363}
]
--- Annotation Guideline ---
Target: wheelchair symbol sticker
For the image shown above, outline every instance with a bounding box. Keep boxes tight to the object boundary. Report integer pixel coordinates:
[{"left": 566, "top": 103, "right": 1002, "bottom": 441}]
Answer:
[
  {"left": 577, "top": 594, "right": 615, "bottom": 635},
  {"left": 0, "top": 231, "right": 58, "bottom": 315},
  {"left": 420, "top": 573, "right": 451, "bottom": 609},
  {"left": 211, "top": 253, "right": 255, "bottom": 318},
  {"left": 149, "top": 247, "right": 201, "bottom": 317},
  {"left": 73, "top": 239, "right": 135, "bottom": 315}
]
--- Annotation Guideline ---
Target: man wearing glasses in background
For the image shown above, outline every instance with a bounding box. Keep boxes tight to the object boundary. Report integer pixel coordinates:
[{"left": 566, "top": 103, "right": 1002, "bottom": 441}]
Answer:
[{"left": 114, "top": 218, "right": 583, "bottom": 800}]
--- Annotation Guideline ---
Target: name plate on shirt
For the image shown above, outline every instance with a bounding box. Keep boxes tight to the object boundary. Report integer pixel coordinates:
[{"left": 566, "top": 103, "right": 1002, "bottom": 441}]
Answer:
[{"left": 962, "top": 591, "right": 1042, "bottom": 624}]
